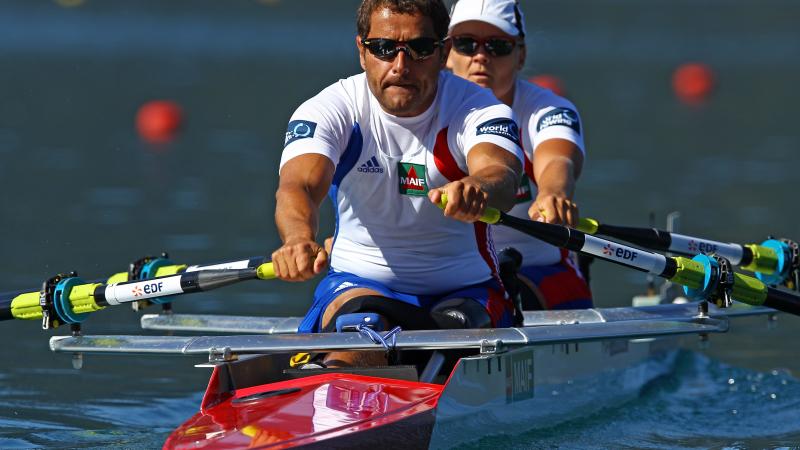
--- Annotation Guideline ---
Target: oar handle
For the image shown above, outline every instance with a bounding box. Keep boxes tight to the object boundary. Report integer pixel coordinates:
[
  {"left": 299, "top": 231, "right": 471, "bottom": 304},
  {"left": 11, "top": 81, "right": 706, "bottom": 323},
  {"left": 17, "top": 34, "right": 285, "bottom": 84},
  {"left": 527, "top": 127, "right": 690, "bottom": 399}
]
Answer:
[
  {"left": 576, "top": 218, "right": 599, "bottom": 235},
  {"left": 435, "top": 194, "right": 501, "bottom": 224},
  {"left": 256, "top": 262, "right": 275, "bottom": 280}
]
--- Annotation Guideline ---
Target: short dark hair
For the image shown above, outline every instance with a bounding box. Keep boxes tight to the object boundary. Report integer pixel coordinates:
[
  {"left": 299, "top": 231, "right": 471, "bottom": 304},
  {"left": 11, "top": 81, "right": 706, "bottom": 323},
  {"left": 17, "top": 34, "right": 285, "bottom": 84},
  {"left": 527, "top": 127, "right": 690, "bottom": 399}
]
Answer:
[{"left": 357, "top": 0, "right": 450, "bottom": 40}]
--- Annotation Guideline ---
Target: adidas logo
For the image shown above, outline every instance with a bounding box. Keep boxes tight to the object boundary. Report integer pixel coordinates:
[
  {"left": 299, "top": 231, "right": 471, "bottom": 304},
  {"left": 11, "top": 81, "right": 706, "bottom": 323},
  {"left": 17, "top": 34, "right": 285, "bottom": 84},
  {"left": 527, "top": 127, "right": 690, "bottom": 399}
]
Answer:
[{"left": 357, "top": 156, "right": 384, "bottom": 174}]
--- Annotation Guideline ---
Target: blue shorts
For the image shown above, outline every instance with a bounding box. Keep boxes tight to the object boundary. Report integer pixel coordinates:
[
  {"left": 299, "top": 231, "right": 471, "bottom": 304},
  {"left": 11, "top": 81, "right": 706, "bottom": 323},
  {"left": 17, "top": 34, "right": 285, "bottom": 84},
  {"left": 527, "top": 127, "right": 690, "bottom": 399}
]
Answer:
[{"left": 298, "top": 271, "right": 514, "bottom": 333}]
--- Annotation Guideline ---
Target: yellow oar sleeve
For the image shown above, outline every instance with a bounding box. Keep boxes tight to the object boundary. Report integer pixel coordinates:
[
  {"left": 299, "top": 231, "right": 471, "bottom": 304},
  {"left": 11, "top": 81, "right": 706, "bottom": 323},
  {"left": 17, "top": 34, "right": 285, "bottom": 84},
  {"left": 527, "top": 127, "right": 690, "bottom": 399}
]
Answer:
[
  {"left": 10, "top": 292, "right": 43, "bottom": 320},
  {"left": 740, "top": 244, "right": 778, "bottom": 275},
  {"left": 670, "top": 257, "right": 705, "bottom": 290}
]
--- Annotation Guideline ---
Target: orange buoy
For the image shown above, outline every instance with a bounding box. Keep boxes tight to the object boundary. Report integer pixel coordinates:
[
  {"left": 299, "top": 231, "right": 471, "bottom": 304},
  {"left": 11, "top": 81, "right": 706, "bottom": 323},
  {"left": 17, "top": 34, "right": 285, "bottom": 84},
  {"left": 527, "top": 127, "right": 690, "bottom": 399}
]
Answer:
[
  {"left": 528, "top": 74, "right": 565, "bottom": 97},
  {"left": 672, "top": 63, "right": 715, "bottom": 105},
  {"left": 136, "top": 100, "right": 183, "bottom": 143}
]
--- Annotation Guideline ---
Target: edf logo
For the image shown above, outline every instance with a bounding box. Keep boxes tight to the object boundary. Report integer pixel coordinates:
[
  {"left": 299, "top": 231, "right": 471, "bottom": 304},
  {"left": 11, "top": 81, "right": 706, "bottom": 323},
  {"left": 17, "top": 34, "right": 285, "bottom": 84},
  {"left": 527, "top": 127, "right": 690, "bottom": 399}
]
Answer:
[
  {"left": 698, "top": 242, "right": 718, "bottom": 254},
  {"left": 143, "top": 281, "right": 164, "bottom": 295},
  {"left": 603, "top": 243, "right": 638, "bottom": 261},
  {"left": 615, "top": 247, "right": 639, "bottom": 261},
  {"left": 688, "top": 240, "right": 718, "bottom": 254}
]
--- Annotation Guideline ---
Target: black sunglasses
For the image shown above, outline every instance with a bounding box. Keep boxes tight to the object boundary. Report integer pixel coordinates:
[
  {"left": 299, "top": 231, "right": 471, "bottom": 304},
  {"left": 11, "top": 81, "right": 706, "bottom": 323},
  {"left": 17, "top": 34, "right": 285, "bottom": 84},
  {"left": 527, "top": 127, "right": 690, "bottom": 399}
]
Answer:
[
  {"left": 451, "top": 36, "right": 518, "bottom": 57},
  {"left": 361, "top": 37, "right": 444, "bottom": 62}
]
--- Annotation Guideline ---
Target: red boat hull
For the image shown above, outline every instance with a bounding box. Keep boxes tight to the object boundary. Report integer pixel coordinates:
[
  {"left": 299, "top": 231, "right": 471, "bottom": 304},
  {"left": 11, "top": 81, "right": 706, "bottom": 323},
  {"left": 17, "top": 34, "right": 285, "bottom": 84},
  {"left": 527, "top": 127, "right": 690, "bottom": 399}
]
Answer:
[{"left": 165, "top": 371, "right": 442, "bottom": 449}]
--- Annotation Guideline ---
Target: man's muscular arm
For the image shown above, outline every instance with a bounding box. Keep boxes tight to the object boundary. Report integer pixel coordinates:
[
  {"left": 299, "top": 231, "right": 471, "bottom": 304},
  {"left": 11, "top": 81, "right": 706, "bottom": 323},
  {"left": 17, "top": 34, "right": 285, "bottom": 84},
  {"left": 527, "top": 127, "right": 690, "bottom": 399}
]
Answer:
[
  {"left": 272, "top": 154, "right": 335, "bottom": 281},
  {"left": 429, "top": 142, "right": 522, "bottom": 222}
]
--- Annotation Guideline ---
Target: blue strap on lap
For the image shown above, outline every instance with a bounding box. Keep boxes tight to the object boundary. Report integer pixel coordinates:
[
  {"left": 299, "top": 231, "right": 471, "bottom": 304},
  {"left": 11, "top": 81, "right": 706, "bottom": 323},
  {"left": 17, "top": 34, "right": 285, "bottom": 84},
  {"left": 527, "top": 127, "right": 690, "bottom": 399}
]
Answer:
[{"left": 334, "top": 312, "right": 401, "bottom": 352}]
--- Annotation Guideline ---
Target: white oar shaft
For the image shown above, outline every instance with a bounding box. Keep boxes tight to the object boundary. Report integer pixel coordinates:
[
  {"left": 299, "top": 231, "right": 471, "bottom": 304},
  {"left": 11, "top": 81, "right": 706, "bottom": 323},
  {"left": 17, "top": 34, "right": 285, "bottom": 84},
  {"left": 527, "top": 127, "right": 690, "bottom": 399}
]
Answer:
[
  {"left": 668, "top": 233, "right": 744, "bottom": 264},
  {"left": 103, "top": 276, "right": 185, "bottom": 306},
  {"left": 581, "top": 234, "right": 668, "bottom": 274}
]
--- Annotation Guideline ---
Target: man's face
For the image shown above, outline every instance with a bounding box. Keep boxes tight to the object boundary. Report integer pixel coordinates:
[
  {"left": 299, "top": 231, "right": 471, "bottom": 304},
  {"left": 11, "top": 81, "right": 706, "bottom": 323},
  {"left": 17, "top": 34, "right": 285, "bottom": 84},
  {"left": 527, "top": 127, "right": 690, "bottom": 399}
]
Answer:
[
  {"left": 446, "top": 21, "right": 524, "bottom": 103},
  {"left": 358, "top": 8, "right": 447, "bottom": 117}
]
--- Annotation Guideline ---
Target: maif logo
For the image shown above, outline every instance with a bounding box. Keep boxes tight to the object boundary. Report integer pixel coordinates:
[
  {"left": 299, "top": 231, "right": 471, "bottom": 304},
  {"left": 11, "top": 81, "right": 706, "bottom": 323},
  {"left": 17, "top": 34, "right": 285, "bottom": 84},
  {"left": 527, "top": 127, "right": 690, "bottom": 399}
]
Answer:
[
  {"left": 397, "top": 162, "right": 428, "bottom": 196},
  {"left": 515, "top": 175, "right": 532, "bottom": 203}
]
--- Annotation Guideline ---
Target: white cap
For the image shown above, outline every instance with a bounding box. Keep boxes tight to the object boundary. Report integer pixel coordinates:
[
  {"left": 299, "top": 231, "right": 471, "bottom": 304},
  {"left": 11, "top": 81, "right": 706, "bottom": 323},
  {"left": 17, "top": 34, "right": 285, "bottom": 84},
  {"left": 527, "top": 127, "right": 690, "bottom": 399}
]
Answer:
[{"left": 449, "top": 0, "right": 526, "bottom": 37}]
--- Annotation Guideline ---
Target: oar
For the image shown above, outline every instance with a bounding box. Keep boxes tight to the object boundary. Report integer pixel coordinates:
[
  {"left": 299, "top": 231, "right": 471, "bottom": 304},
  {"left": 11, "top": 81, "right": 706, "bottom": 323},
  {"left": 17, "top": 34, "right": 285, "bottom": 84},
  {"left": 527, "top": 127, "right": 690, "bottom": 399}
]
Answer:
[
  {"left": 575, "top": 217, "right": 798, "bottom": 288},
  {"left": 0, "top": 255, "right": 268, "bottom": 314},
  {"left": 436, "top": 197, "right": 800, "bottom": 316},
  {"left": 0, "top": 262, "right": 275, "bottom": 329}
]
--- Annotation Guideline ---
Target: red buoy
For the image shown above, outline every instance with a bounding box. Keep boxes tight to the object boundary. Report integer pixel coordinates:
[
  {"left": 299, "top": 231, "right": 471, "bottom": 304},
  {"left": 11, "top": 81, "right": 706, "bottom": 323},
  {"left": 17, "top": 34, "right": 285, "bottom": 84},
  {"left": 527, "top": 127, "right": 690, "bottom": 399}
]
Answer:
[
  {"left": 136, "top": 100, "right": 183, "bottom": 143},
  {"left": 672, "top": 63, "right": 715, "bottom": 105},
  {"left": 528, "top": 74, "right": 565, "bottom": 97}
]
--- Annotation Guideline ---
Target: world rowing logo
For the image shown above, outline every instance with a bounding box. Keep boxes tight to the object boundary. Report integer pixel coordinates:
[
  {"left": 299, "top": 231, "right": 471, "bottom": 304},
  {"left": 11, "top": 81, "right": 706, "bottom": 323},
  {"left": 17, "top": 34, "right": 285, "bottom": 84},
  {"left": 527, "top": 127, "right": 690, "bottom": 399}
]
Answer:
[
  {"left": 132, "top": 286, "right": 144, "bottom": 297},
  {"left": 603, "top": 243, "right": 614, "bottom": 255},
  {"left": 537, "top": 107, "right": 581, "bottom": 134},
  {"left": 476, "top": 118, "right": 521, "bottom": 146}
]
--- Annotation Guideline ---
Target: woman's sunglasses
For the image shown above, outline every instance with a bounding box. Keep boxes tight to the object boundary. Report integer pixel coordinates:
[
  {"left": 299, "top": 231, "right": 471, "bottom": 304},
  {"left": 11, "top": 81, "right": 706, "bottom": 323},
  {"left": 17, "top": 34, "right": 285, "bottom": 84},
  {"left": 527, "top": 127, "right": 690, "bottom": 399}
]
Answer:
[
  {"left": 361, "top": 37, "right": 444, "bottom": 62},
  {"left": 451, "top": 36, "right": 518, "bottom": 57}
]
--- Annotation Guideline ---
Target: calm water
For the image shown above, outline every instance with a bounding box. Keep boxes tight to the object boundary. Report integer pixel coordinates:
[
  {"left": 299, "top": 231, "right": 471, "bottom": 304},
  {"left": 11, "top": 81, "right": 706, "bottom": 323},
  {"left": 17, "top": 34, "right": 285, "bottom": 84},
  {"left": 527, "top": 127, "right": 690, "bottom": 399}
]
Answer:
[{"left": 1, "top": 0, "right": 799, "bottom": 448}]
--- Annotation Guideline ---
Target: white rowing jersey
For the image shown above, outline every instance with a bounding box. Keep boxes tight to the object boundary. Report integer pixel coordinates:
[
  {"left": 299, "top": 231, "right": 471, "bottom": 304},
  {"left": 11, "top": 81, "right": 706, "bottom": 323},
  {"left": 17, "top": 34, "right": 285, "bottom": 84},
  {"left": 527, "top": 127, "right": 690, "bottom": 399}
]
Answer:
[
  {"left": 280, "top": 71, "right": 523, "bottom": 294},
  {"left": 491, "top": 78, "right": 586, "bottom": 266}
]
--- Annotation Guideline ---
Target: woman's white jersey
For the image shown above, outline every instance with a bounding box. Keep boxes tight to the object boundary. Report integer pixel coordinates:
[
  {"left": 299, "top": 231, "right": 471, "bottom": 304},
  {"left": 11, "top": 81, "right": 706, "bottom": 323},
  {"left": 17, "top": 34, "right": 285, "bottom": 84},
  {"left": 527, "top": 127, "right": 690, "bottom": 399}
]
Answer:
[
  {"left": 491, "top": 78, "right": 586, "bottom": 266},
  {"left": 280, "top": 71, "right": 523, "bottom": 294}
]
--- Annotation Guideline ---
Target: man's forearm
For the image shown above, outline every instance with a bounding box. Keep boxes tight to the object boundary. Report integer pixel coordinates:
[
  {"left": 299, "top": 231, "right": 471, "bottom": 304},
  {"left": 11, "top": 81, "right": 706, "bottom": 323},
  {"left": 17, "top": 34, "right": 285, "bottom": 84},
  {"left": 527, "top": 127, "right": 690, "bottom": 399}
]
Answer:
[
  {"left": 466, "top": 163, "right": 520, "bottom": 212},
  {"left": 275, "top": 186, "right": 320, "bottom": 244}
]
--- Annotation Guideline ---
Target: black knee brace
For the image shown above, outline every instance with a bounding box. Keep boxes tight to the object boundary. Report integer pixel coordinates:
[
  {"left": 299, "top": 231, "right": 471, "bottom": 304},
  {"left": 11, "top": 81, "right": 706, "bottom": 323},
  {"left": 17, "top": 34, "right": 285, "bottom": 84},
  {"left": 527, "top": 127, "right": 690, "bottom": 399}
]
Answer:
[
  {"left": 322, "top": 295, "right": 438, "bottom": 332},
  {"left": 429, "top": 297, "right": 491, "bottom": 329}
]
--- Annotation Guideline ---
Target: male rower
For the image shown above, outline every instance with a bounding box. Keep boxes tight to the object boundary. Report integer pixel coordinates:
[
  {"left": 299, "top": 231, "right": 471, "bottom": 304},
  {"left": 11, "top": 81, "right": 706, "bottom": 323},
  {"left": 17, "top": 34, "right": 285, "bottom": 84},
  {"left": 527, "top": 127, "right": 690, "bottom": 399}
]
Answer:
[
  {"left": 272, "top": 0, "right": 523, "bottom": 366},
  {"left": 447, "top": 0, "right": 593, "bottom": 310}
]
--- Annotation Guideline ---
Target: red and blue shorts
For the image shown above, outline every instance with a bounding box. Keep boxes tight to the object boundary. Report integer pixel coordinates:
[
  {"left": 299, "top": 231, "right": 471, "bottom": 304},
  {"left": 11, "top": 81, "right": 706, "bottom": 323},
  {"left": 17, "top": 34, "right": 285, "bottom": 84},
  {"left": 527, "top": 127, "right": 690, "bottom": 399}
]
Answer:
[
  {"left": 298, "top": 270, "right": 514, "bottom": 333},
  {"left": 518, "top": 249, "right": 593, "bottom": 310}
]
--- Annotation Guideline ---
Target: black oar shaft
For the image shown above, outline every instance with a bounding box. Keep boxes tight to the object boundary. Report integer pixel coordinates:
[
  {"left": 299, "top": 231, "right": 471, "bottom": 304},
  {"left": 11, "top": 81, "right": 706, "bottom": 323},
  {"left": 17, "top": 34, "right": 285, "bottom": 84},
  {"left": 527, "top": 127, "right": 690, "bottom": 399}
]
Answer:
[
  {"left": 595, "top": 223, "right": 672, "bottom": 252},
  {"left": 0, "top": 299, "right": 12, "bottom": 321},
  {"left": 498, "top": 214, "right": 585, "bottom": 251},
  {"left": 498, "top": 213, "right": 674, "bottom": 277},
  {"left": 765, "top": 288, "right": 800, "bottom": 316}
]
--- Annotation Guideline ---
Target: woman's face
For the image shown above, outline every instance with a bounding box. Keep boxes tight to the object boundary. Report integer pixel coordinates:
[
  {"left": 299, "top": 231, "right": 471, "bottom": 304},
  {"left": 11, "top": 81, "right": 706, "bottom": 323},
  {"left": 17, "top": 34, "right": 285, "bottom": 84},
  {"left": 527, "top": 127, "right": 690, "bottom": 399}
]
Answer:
[{"left": 446, "top": 20, "right": 525, "bottom": 104}]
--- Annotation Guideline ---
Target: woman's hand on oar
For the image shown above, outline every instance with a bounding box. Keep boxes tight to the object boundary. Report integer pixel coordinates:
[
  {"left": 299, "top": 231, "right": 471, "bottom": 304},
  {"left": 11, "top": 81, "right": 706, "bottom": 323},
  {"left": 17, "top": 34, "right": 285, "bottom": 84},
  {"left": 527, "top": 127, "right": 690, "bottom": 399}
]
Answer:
[{"left": 528, "top": 192, "right": 579, "bottom": 228}]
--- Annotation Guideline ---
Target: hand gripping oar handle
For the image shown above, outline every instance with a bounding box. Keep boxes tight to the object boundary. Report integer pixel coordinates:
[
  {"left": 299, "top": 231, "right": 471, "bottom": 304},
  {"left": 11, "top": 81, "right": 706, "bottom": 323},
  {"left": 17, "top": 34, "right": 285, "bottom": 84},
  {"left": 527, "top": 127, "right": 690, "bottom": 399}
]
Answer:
[
  {"left": 575, "top": 218, "right": 784, "bottom": 280},
  {"left": 435, "top": 197, "right": 800, "bottom": 316},
  {"left": 0, "top": 262, "right": 275, "bottom": 326}
]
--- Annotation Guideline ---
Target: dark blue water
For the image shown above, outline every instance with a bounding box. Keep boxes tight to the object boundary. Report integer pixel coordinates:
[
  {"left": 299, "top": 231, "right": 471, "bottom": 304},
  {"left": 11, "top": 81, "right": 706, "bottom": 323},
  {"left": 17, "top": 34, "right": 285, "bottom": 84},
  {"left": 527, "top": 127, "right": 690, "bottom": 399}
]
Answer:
[{"left": 1, "top": 0, "right": 799, "bottom": 448}]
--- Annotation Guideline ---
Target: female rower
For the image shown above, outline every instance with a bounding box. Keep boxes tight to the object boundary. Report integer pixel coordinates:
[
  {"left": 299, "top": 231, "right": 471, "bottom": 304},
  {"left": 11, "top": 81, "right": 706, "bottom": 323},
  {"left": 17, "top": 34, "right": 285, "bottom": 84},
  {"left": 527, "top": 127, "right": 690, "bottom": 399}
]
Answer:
[{"left": 447, "top": 0, "right": 593, "bottom": 311}]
